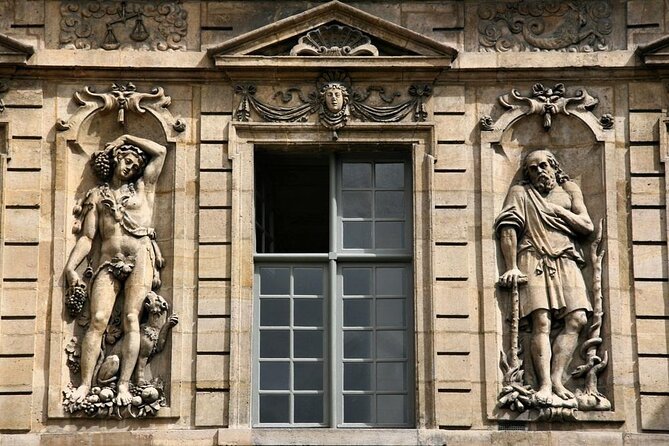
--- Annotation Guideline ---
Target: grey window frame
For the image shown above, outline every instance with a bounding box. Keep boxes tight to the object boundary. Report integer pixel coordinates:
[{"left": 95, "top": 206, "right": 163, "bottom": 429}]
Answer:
[{"left": 252, "top": 150, "right": 414, "bottom": 428}]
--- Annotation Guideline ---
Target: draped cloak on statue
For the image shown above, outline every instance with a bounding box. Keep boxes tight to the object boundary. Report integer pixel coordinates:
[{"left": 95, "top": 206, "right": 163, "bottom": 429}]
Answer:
[{"left": 494, "top": 183, "right": 592, "bottom": 320}]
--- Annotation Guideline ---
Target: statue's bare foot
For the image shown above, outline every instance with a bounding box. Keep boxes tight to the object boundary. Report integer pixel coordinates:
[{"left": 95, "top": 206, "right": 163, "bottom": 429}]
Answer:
[
  {"left": 115, "top": 383, "right": 132, "bottom": 406},
  {"left": 71, "top": 384, "right": 90, "bottom": 403},
  {"left": 553, "top": 383, "right": 575, "bottom": 400},
  {"left": 534, "top": 386, "right": 553, "bottom": 405}
]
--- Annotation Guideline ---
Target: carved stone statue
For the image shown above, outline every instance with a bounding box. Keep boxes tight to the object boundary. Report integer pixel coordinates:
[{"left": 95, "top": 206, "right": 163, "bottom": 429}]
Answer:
[
  {"left": 495, "top": 149, "right": 604, "bottom": 414},
  {"left": 63, "top": 134, "right": 177, "bottom": 417}
]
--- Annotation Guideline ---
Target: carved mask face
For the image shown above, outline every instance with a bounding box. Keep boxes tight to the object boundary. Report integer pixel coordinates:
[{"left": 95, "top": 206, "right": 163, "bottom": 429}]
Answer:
[
  {"left": 115, "top": 152, "right": 142, "bottom": 182},
  {"left": 524, "top": 151, "right": 557, "bottom": 193},
  {"left": 323, "top": 86, "right": 345, "bottom": 113}
]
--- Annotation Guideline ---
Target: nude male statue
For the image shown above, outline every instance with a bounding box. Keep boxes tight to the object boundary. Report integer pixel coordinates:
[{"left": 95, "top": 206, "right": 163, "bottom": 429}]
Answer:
[
  {"left": 495, "top": 149, "right": 594, "bottom": 404},
  {"left": 64, "top": 134, "right": 167, "bottom": 406}
]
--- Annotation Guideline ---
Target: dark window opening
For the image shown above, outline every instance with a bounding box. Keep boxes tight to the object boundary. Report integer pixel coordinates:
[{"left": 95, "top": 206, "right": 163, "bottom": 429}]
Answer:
[{"left": 255, "top": 151, "right": 329, "bottom": 253}]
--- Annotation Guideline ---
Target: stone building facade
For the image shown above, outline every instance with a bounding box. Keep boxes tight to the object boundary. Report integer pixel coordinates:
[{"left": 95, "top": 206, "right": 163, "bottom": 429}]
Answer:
[{"left": 0, "top": 0, "right": 669, "bottom": 444}]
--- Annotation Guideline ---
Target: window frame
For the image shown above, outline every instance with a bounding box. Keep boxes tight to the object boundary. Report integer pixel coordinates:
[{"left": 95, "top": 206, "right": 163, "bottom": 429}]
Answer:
[
  {"left": 227, "top": 122, "right": 436, "bottom": 429},
  {"left": 252, "top": 151, "right": 414, "bottom": 427}
]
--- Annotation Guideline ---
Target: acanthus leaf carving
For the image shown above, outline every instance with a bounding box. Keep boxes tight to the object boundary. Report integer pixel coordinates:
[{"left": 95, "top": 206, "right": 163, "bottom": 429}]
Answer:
[
  {"left": 290, "top": 24, "right": 379, "bottom": 56},
  {"left": 234, "top": 70, "right": 431, "bottom": 139},
  {"left": 477, "top": 0, "right": 613, "bottom": 53},
  {"left": 499, "top": 83, "right": 598, "bottom": 131}
]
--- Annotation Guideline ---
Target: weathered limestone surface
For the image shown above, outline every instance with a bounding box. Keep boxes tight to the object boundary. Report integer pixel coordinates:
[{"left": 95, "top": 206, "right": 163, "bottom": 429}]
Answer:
[{"left": 0, "top": 0, "right": 668, "bottom": 444}]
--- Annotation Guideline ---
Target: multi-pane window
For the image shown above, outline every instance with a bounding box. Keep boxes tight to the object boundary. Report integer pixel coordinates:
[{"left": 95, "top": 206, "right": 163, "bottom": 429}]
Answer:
[{"left": 253, "top": 149, "right": 413, "bottom": 427}]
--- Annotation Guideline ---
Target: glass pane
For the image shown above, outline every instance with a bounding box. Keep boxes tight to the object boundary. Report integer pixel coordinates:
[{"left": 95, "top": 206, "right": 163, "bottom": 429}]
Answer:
[
  {"left": 376, "top": 299, "right": 406, "bottom": 327},
  {"left": 260, "top": 268, "right": 290, "bottom": 295},
  {"left": 375, "top": 163, "right": 404, "bottom": 189},
  {"left": 375, "top": 191, "right": 404, "bottom": 218},
  {"left": 259, "top": 330, "right": 290, "bottom": 358},
  {"left": 376, "top": 331, "right": 405, "bottom": 359},
  {"left": 259, "top": 362, "right": 290, "bottom": 390},
  {"left": 293, "top": 268, "right": 323, "bottom": 295},
  {"left": 344, "top": 362, "right": 373, "bottom": 391},
  {"left": 375, "top": 222, "right": 404, "bottom": 249},
  {"left": 342, "top": 162, "right": 372, "bottom": 188},
  {"left": 294, "top": 362, "right": 324, "bottom": 390},
  {"left": 377, "top": 362, "right": 406, "bottom": 391},
  {"left": 377, "top": 395, "right": 406, "bottom": 424},
  {"left": 259, "top": 394, "right": 290, "bottom": 423},
  {"left": 344, "top": 299, "right": 372, "bottom": 327},
  {"left": 344, "top": 395, "right": 373, "bottom": 423},
  {"left": 342, "top": 191, "right": 372, "bottom": 218},
  {"left": 260, "top": 298, "right": 290, "bottom": 326},
  {"left": 294, "top": 299, "right": 323, "bottom": 327},
  {"left": 342, "top": 268, "right": 372, "bottom": 295},
  {"left": 376, "top": 267, "right": 404, "bottom": 296},
  {"left": 294, "top": 395, "right": 324, "bottom": 424},
  {"left": 344, "top": 330, "right": 373, "bottom": 359},
  {"left": 294, "top": 330, "right": 323, "bottom": 358},
  {"left": 343, "top": 222, "right": 373, "bottom": 249}
]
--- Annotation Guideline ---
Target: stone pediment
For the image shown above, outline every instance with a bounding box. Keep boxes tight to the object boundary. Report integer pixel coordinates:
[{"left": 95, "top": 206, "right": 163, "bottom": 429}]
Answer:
[
  {"left": 207, "top": 0, "right": 457, "bottom": 70},
  {"left": 637, "top": 35, "right": 669, "bottom": 66},
  {"left": 0, "top": 33, "right": 34, "bottom": 65}
]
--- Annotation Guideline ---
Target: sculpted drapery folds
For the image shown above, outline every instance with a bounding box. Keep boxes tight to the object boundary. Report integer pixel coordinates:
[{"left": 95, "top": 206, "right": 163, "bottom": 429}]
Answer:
[
  {"left": 63, "top": 134, "right": 178, "bottom": 418},
  {"left": 495, "top": 149, "right": 610, "bottom": 416}
]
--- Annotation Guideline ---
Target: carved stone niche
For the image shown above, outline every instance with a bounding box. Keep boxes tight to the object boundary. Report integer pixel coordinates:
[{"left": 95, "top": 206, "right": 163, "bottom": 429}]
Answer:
[
  {"left": 48, "top": 83, "right": 186, "bottom": 420},
  {"left": 479, "top": 83, "right": 625, "bottom": 423}
]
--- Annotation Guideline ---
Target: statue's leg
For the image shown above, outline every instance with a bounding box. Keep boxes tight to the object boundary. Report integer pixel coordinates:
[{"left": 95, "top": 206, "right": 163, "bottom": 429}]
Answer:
[
  {"left": 530, "top": 309, "right": 553, "bottom": 402},
  {"left": 116, "top": 246, "right": 153, "bottom": 405},
  {"left": 72, "top": 272, "right": 120, "bottom": 402},
  {"left": 551, "top": 309, "right": 587, "bottom": 400}
]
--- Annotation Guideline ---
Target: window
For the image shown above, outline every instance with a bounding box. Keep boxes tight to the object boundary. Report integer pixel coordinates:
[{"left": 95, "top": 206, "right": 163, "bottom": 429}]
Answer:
[{"left": 253, "top": 149, "right": 414, "bottom": 427}]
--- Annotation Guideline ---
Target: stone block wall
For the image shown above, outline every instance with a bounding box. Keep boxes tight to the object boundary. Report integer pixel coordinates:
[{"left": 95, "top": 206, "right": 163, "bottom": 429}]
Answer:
[{"left": 0, "top": 0, "right": 668, "bottom": 444}]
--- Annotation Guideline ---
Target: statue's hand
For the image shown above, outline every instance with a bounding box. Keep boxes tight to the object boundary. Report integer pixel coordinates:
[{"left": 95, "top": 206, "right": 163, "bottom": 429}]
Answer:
[
  {"left": 65, "top": 268, "right": 83, "bottom": 288},
  {"left": 167, "top": 314, "right": 179, "bottom": 327},
  {"left": 544, "top": 201, "right": 565, "bottom": 217},
  {"left": 498, "top": 268, "right": 527, "bottom": 289},
  {"left": 104, "top": 135, "right": 127, "bottom": 151}
]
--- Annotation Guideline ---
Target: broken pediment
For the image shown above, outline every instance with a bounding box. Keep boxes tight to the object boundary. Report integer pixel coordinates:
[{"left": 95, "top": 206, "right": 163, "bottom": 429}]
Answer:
[
  {"left": 207, "top": 0, "right": 457, "bottom": 70},
  {"left": 637, "top": 35, "right": 669, "bottom": 66},
  {"left": 0, "top": 33, "right": 34, "bottom": 65}
]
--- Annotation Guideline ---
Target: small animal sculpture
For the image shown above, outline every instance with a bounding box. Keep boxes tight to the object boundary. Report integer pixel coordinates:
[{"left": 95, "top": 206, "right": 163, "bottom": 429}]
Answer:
[{"left": 95, "top": 291, "right": 178, "bottom": 386}]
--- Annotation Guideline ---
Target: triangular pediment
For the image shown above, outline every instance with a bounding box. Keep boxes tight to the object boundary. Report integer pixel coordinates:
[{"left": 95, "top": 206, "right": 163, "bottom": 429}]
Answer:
[
  {"left": 637, "top": 35, "right": 669, "bottom": 66},
  {"left": 0, "top": 33, "right": 34, "bottom": 65},
  {"left": 207, "top": 1, "right": 457, "bottom": 69}
]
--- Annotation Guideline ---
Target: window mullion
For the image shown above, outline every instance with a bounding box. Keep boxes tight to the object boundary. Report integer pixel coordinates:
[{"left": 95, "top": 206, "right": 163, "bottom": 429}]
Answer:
[{"left": 328, "top": 153, "right": 338, "bottom": 427}]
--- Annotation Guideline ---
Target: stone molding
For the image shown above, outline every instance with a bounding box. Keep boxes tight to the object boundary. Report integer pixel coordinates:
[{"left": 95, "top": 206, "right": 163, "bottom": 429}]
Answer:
[
  {"left": 226, "top": 121, "right": 437, "bottom": 428},
  {"left": 0, "top": 33, "right": 34, "bottom": 65},
  {"left": 207, "top": 0, "right": 457, "bottom": 71}
]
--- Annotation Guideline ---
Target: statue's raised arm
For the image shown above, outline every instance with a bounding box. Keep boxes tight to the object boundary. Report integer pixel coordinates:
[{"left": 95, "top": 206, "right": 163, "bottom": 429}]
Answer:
[{"left": 104, "top": 134, "right": 167, "bottom": 188}]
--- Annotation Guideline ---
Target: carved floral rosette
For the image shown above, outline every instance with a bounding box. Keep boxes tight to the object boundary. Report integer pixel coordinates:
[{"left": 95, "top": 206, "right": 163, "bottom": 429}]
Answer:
[{"left": 478, "top": 0, "right": 613, "bottom": 53}]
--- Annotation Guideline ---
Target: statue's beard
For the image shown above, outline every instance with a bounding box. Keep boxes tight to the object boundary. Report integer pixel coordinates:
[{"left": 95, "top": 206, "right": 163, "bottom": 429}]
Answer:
[{"left": 533, "top": 174, "right": 557, "bottom": 193}]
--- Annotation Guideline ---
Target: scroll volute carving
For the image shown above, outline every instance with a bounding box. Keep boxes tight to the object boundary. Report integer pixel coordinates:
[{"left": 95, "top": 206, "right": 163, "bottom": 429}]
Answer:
[{"left": 55, "top": 83, "right": 182, "bottom": 419}]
